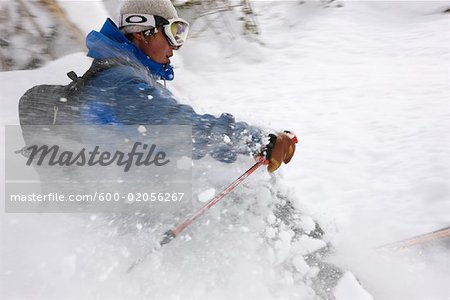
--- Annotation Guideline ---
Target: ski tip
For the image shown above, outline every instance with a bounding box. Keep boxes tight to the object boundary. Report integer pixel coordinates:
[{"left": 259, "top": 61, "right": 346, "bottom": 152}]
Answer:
[{"left": 160, "top": 229, "right": 176, "bottom": 246}]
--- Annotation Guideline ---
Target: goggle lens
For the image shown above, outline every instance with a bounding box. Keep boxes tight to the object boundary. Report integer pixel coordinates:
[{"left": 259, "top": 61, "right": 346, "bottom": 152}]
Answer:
[
  {"left": 172, "top": 22, "right": 188, "bottom": 43},
  {"left": 166, "top": 20, "right": 189, "bottom": 47}
]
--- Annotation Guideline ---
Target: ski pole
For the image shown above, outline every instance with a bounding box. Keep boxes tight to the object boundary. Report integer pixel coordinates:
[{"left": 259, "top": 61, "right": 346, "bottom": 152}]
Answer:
[
  {"left": 377, "top": 226, "right": 450, "bottom": 250},
  {"left": 160, "top": 155, "right": 266, "bottom": 245},
  {"left": 127, "top": 156, "right": 266, "bottom": 273}
]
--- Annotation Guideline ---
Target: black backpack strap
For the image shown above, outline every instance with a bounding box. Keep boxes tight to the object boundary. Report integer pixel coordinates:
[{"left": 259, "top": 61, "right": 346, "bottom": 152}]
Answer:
[
  {"left": 47, "top": 60, "right": 120, "bottom": 124},
  {"left": 65, "top": 59, "right": 124, "bottom": 93}
]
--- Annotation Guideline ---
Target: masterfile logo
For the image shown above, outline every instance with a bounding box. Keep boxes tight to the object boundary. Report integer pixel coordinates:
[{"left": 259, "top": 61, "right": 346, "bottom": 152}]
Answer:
[
  {"left": 25, "top": 142, "right": 170, "bottom": 172},
  {"left": 4, "top": 125, "right": 193, "bottom": 213}
]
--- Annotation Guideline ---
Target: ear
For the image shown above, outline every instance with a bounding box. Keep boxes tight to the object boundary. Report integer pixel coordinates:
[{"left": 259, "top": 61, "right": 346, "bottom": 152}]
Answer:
[{"left": 130, "top": 32, "right": 145, "bottom": 43}]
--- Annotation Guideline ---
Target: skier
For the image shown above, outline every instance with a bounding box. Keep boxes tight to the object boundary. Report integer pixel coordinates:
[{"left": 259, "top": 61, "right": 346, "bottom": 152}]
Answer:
[{"left": 80, "top": 0, "right": 296, "bottom": 172}]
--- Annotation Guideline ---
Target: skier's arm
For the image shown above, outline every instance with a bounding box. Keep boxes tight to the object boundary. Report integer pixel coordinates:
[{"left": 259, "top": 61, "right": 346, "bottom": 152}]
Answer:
[{"left": 113, "top": 78, "right": 264, "bottom": 163}]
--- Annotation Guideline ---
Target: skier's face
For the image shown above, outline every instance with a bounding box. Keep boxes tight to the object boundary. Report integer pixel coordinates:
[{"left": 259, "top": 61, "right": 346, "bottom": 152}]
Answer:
[{"left": 134, "top": 27, "right": 176, "bottom": 64}]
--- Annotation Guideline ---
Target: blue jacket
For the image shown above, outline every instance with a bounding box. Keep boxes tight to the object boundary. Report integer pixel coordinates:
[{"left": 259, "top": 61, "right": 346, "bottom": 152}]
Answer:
[{"left": 81, "top": 19, "right": 263, "bottom": 162}]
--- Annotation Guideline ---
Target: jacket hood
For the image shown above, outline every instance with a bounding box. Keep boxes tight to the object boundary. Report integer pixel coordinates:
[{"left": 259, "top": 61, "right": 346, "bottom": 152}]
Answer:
[{"left": 85, "top": 18, "right": 174, "bottom": 81}]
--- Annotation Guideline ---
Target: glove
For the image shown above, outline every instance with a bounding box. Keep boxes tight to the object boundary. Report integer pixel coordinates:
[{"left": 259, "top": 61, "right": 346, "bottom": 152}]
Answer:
[{"left": 263, "top": 131, "right": 297, "bottom": 173}]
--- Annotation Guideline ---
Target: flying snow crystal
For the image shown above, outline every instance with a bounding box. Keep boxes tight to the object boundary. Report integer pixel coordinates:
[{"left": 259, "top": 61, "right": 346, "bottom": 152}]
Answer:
[
  {"left": 137, "top": 125, "right": 147, "bottom": 134},
  {"left": 59, "top": 97, "right": 67, "bottom": 102},
  {"left": 136, "top": 223, "right": 143, "bottom": 230},
  {"left": 297, "top": 235, "right": 327, "bottom": 255},
  {"left": 147, "top": 95, "right": 153, "bottom": 100},
  {"left": 176, "top": 156, "right": 191, "bottom": 170},
  {"left": 267, "top": 213, "right": 277, "bottom": 224},
  {"left": 292, "top": 255, "right": 309, "bottom": 276},
  {"left": 276, "top": 230, "right": 293, "bottom": 263},
  {"left": 308, "top": 267, "right": 320, "bottom": 278},
  {"left": 299, "top": 216, "right": 316, "bottom": 234},
  {"left": 223, "top": 134, "right": 231, "bottom": 143},
  {"left": 198, "top": 188, "right": 216, "bottom": 202},
  {"left": 334, "top": 272, "right": 374, "bottom": 300},
  {"left": 265, "top": 227, "right": 276, "bottom": 239}
]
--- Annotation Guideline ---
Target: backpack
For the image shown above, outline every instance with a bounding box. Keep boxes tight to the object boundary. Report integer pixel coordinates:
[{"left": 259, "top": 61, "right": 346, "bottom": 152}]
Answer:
[
  {"left": 18, "top": 60, "right": 115, "bottom": 126},
  {"left": 18, "top": 60, "right": 115, "bottom": 147}
]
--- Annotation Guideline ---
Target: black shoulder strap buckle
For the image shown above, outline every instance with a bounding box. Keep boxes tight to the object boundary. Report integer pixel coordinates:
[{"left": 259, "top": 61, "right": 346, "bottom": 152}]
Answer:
[
  {"left": 66, "top": 71, "right": 82, "bottom": 92},
  {"left": 66, "top": 60, "right": 121, "bottom": 92},
  {"left": 67, "top": 71, "right": 79, "bottom": 82}
]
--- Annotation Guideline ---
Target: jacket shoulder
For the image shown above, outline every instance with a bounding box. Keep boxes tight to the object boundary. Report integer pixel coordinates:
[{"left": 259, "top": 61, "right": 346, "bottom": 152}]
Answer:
[{"left": 90, "top": 64, "right": 152, "bottom": 86}]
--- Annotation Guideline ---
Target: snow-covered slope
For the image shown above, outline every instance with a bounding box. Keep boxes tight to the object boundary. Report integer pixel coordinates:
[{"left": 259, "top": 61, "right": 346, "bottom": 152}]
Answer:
[
  {"left": 1, "top": 1, "right": 449, "bottom": 299},
  {"left": 170, "top": 1, "right": 450, "bottom": 298}
]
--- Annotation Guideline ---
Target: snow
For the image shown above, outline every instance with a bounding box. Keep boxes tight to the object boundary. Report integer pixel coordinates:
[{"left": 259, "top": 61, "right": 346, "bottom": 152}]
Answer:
[
  {"left": 1, "top": 0, "right": 449, "bottom": 299},
  {"left": 174, "top": 2, "right": 449, "bottom": 298},
  {"left": 267, "top": 212, "right": 277, "bottom": 224},
  {"left": 292, "top": 255, "right": 309, "bottom": 276},
  {"left": 296, "top": 234, "right": 327, "bottom": 255},
  {"left": 176, "top": 156, "right": 191, "bottom": 170},
  {"left": 275, "top": 230, "right": 293, "bottom": 263},
  {"left": 299, "top": 215, "right": 316, "bottom": 234},
  {"left": 334, "top": 272, "right": 373, "bottom": 300},
  {"left": 198, "top": 188, "right": 216, "bottom": 202},
  {"left": 60, "top": 253, "right": 77, "bottom": 279},
  {"left": 265, "top": 226, "right": 277, "bottom": 239},
  {"left": 0, "top": 53, "right": 92, "bottom": 123},
  {"left": 137, "top": 125, "right": 147, "bottom": 133}
]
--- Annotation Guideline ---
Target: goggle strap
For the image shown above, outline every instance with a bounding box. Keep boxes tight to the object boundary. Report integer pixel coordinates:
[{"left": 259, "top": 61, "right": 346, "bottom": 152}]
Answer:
[{"left": 120, "top": 14, "right": 169, "bottom": 29}]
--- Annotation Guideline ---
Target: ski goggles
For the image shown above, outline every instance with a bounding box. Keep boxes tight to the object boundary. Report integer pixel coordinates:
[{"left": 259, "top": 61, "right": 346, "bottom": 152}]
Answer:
[
  {"left": 120, "top": 14, "right": 189, "bottom": 48},
  {"left": 163, "top": 18, "right": 189, "bottom": 47}
]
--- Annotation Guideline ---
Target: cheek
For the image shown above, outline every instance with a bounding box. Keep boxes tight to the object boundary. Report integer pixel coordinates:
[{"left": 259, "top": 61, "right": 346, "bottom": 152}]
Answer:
[
  {"left": 158, "top": 39, "right": 170, "bottom": 51},
  {"left": 156, "top": 33, "right": 171, "bottom": 50},
  {"left": 150, "top": 39, "right": 165, "bottom": 53},
  {"left": 160, "top": 40, "right": 171, "bottom": 52},
  {"left": 147, "top": 42, "right": 162, "bottom": 56}
]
